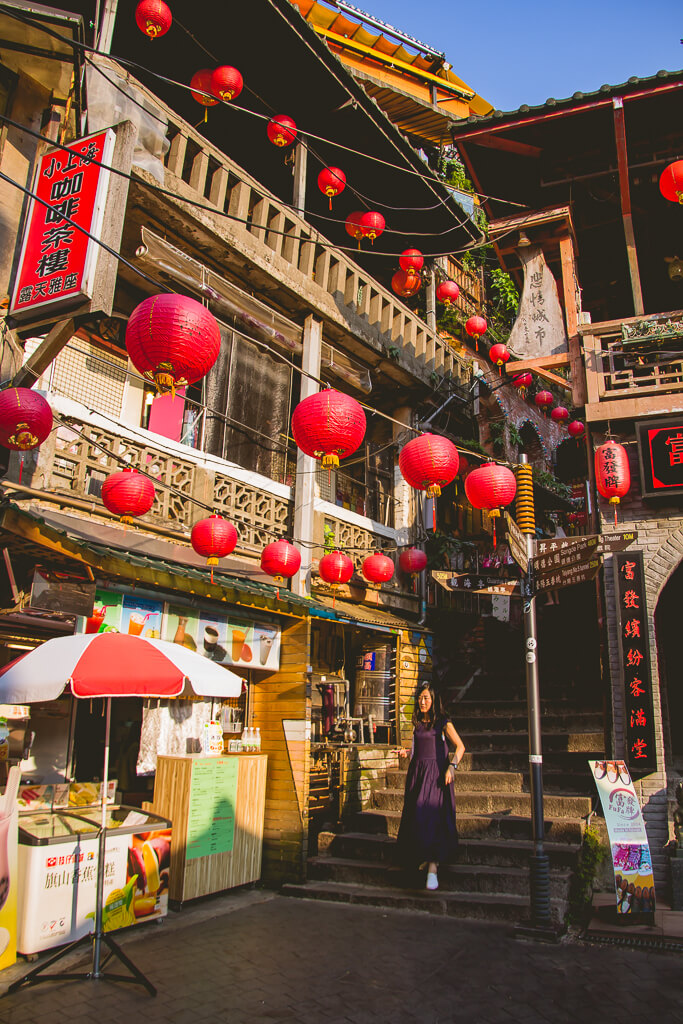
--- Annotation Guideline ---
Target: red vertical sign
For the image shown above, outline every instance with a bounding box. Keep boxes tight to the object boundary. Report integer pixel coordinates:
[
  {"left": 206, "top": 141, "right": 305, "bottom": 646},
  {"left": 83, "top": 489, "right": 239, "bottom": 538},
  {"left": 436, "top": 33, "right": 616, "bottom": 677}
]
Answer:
[
  {"left": 10, "top": 129, "right": 115, "bottom": 320},
  {"left": 614, "top": 551, "right": 656, "bottom": 773}
]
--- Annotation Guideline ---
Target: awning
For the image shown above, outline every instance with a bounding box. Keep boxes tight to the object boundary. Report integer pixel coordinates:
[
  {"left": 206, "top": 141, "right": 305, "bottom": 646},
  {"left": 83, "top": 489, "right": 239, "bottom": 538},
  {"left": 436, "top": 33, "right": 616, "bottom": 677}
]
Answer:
[{"left": 310, "top": 596, "right": 429, "bottom": 634}]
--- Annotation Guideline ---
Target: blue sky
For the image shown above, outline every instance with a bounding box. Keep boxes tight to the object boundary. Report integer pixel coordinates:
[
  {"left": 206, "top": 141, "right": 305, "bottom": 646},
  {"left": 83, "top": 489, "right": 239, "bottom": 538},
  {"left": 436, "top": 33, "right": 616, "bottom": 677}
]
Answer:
[{"left": 357, "top": 0, "right": 682, "bottom": 110}]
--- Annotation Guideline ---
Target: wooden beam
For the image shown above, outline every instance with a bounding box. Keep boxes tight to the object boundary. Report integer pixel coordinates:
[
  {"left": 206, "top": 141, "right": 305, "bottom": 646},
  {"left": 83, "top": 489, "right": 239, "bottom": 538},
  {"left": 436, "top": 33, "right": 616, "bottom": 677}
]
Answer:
[
  {"left": 468, "top": 134, "right": 542, "bottom": 158},
  {"left": 585, "top": 392, "right": 683, "bottom": 423},
  {"left": 612, "top": 98, "right": 644, "bottom": 316},
  {"left": 458, "top": 141, "right": 510, "bottom": 274},
  {"left": 11, "top": 318, "right": 75, "bottom": 388},
  {"left": 506, "top": 353, "right": 572, "bottom": 391},
  {"left": 558, "top": 233, "right": 580, "bottom": 338}
]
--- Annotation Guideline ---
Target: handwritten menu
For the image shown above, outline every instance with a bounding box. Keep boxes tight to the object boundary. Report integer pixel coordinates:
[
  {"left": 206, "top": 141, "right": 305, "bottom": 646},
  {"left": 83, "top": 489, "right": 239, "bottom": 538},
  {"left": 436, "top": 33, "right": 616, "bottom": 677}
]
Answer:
[
  {"left": 186, "top": 758, "right": 238, "bottom": 860},
  {"left": 614, "top": 552, "right": 656, "bottom": 773}
]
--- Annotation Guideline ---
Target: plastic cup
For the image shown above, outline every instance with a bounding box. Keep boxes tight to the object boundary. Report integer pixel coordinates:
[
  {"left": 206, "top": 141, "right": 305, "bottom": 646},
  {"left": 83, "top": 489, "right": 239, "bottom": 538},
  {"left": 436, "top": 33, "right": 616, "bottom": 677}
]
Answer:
[
  {"left": 85, "top": 607, "right": 106, "bottom": 634},
  {"left": 128, "top": 613, "right": 145, "bottom": 636},
  {"left": 231, "top": 629, "right": 246, "bottom": 661},
  {"left": 259, "top": 633, "right": 274, "bottom": 665}
]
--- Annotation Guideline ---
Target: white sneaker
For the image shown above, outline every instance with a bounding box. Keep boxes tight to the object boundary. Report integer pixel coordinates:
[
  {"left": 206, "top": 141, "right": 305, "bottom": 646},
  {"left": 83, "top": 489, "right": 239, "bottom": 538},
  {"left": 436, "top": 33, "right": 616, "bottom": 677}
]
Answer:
[{"left": 426, "top": 871, "right": 439, "bottom": 891}]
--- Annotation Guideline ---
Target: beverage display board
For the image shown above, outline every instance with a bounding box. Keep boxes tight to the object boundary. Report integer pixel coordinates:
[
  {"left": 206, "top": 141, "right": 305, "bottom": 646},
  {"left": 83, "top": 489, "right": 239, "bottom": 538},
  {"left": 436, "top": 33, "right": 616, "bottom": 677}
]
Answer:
[{"left": 186, "top": 757, "right": 238, "bottom": 860}]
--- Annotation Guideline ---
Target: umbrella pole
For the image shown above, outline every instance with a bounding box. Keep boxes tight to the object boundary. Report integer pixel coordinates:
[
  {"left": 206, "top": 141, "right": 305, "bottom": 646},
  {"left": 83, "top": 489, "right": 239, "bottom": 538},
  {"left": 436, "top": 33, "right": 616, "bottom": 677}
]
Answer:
[{"left": 92, "top": 696, "right": 110, "bottom": 977}]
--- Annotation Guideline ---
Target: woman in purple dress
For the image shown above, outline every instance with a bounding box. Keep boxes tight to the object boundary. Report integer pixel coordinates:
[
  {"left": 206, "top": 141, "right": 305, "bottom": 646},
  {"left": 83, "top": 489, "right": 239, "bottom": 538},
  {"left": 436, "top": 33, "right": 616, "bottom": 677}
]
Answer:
[{"left": 396, "top": 683, "right": 465, "bottom": 891}]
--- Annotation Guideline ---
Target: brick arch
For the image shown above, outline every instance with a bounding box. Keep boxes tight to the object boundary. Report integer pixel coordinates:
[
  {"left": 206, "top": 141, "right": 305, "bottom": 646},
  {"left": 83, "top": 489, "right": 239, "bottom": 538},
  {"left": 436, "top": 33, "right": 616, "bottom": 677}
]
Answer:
[
  {"left": 646, "top": 526, "right": 683, "bottom": 608},
  {"left": 517, "top": 418, "right": 548, "bottom": 469}
]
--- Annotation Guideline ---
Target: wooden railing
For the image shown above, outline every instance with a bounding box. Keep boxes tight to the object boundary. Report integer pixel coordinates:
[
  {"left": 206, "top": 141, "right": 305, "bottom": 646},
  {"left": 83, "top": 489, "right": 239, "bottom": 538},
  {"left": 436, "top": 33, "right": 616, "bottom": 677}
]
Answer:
[{"left": 102, "top": 58, "right": 473, "bottom": 386}]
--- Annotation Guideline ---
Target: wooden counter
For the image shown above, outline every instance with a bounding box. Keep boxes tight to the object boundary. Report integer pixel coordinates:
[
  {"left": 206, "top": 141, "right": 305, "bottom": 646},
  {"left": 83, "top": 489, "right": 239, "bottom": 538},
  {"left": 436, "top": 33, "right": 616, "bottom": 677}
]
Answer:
[{"left": 150, "top": 753, "right": 267, "bottom": 905}]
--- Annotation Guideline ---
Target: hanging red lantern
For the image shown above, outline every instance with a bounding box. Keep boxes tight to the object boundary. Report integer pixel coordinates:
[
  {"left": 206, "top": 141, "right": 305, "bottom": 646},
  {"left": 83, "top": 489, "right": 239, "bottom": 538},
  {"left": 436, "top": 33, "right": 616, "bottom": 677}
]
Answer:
[
  {"left": 399, "top": 548, "right": 427, "bottom": 575},
  {"left": 135, "top": 0, "right": 172, "bottom": 38},
  {"left": 392, "top": 269, "right": 422, "bottom": 298},
  {"left": 102, "top": 468, "right": 155, "bottom": 525},
  {"left": 436, "top": 280, "right": 460, "bottom": 306},
  {"left": 568, "top": 419, "right": 585, "bottom": 440},
  {"left": 399, "top": 249, "right": 424, "bottom": 276},
  {"left": 595, "top": 441, "right": 630, "bottom": 526},
  {"left": 465, "top": 315, "right": 487, "bottom": 351},
  {"left": 362, "top": 552, "right": 394, "bottom": 585},
  {"left": 291, "top": 389, "right": 366, "bottom": 470},
  {"left": 261, "top": 539, "right": 301, "bottom": 597},
  {"left": 318, "top": 167, "right": 346, "bottom": 209},
  {"left": 465, "top": 462, "right": 516, "bottom": 519},
  {"left": 550, "top": 406, "right": 569, "bottom": 425},
  {"left": 534, "top": 390, "right": 553, "bottom": 415},
  {"left": 190, "top": 70, "right": 219, "bottom": 119},
  {"left": 359, "top": 211, "right": 385, "bottom": 243},
  {"left": 125, "top": 293, "right": 221, "bottom": 394},
  {"left": 345, "top": 211, "right": 365, "bottom": 246},
  {"left": 399, "top": 434, "right": 459, "bottom": 498},
  {"left": 489, "top": 343, "right": 510, "bottom": 374},
  {"left": 512, "top": 372, "right": 532, "bottom": 397},
  {"left": 319, "top": 550, "right": 354, "bottom": 608},
  {"left": 659, "top": 160, "right": 683, "bottom": 204},
  {"left": 0, "top": 388, "right": 52, "bottom": 450},
  {"left": 266, "top": 115, "right": 297, "bottom": 148},
  {"left": 211, "top": 66, "right": 243, "bottom": 102},
  {"left": 191, "top": 514, "right": 238, "bottom": 583}
]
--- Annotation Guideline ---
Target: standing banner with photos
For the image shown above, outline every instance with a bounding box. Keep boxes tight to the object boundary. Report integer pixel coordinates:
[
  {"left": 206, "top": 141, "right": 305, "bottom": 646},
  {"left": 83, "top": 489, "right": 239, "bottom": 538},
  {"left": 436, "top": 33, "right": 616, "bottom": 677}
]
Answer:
[{"left": 589, "top": 759, "right": 655, "bottom": 916}]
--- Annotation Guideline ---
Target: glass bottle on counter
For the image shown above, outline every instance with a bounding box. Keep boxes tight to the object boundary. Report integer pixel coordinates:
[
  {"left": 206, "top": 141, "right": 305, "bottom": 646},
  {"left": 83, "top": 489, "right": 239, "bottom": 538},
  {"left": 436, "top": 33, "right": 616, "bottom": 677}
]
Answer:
[{"left": 254, "top": 727, "right": 261, "bottom": 752}]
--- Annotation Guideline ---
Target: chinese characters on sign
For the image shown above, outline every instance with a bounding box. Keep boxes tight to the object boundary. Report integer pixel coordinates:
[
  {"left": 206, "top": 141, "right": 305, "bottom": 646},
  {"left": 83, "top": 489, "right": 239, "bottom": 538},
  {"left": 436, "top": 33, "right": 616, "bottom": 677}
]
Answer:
[
  {"left": 506, "top": 246, "right": 568, "bottom": 360},
  {"left": 9, "top": 129, "right": 115, "bottom": 320},
  {"left": 636, "top": 417, "right": 683, "bottom": 498},
  {"left": 614, "top": 551, "right": 656, "bottom": 772}
]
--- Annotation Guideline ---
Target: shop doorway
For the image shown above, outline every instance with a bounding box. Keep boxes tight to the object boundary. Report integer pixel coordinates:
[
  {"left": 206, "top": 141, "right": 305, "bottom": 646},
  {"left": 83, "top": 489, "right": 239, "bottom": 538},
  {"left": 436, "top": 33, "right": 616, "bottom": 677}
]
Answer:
[{"left": 654, "top": 563, "right": 683, "bottom": 772}]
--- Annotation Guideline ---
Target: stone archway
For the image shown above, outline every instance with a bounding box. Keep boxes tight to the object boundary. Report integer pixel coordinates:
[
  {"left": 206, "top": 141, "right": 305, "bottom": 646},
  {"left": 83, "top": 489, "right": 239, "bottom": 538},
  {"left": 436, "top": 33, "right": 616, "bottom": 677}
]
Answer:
[{"left": 518, "top": 419, "right": 546, "bottom": 469}]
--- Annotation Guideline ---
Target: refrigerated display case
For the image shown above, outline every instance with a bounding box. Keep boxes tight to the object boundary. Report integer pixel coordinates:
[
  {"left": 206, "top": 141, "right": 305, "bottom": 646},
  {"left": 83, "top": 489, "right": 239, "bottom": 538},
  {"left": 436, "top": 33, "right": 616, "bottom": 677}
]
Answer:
[{"left": 17, "top": 805, "right": 171, "bottom": 955}]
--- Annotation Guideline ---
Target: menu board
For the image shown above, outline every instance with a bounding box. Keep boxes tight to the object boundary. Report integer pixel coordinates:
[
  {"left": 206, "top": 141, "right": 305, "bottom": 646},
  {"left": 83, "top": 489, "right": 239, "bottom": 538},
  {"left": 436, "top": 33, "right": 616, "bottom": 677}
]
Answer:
[{"left": 186, "top": 758, "right": 238, "bottom": 860}]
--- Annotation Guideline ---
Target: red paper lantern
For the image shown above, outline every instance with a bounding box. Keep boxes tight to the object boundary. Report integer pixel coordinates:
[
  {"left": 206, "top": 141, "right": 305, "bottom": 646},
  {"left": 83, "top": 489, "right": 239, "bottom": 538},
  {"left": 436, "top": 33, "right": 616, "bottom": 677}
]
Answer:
[
  {"left": 267, "top": 115, "right": 297, "bottom": 147},
  {"left": 362, "top": 552, "right": 394, "bottom": 585},
  {"left": 392, "top": 269, "right": 422, "bottom": 298},
  {"left": 319, "top": 550, "right": 354, "bottom": 587},
  {"left": 126, "top": 293, "right": 221, "bottom": 394},
  {"left": 399, "top": 249, "right": 423, "bottom": 276},
  {"left": 512, "top": 372, "right": 532, "bottom": 397},
  {"left": 102, "top": 468, "right": 155, "bottom": 524},
  {"left": 261, "top": 539, "right": 301, "bottom": 591},
  {"left": 359, "top": 211, "right": 385, "bottom": 243},
  {"left": 595, "top": 441, "right": 630, "bottom": 525},
  {"left": 534, "top": 390, "right": 553, "bottom": 415},
  {"left": 318, "top": 167, "right": 346, "bottom": 208},
  {"left": 191, "top": 514, "right": 238, "bottom": 582},
  {"left": 211, "top": 66, "right": 243, "bottom": 102},
  {"left": 0, "top": 388, "right": 52, "bottom": 450},
  {"left": 399, "top": 434, "right": 459, "bottom": 498},
  {"left": 465, "top": 462, "right": 516, "bottom": 518},
  {"left": 190, "top": 69, "right": 219, "bottom": 111},
  {"left": 135, "top": 0, "right": 172, "bottom": 38},
  {"left": 436, "top": 280, "right": 460, "bottom": 306},
  {"left": 345, "top": 211, "right": 365, "bottom": 244},
  {"left": 659, "top": 160, "right": 683, "bottom": 204},
  {"left": 466, "top": 315, "right": 487, "bottom": 338},
  {"left": 568, "top": 420, "right": 585, "bottom": 439},
  {"left": 551, "top": 406, "right": 569, "bottom": 425},
  {"left": 489, "top": 343, "right": 510, "bottom": 372},
  {"left": 399, "top": 548, "right": 427, "bottom": 575},
  {"left": 291, "top": 389, "right": 366, "bottom": 469}
]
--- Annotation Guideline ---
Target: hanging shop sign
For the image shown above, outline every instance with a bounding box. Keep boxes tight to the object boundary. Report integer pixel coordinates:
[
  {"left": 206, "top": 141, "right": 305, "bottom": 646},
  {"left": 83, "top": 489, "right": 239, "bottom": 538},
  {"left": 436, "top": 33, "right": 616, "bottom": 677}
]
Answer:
[
  {"left": 613, "top": 551, "right": 656, "bottom": 773},
  {"left": 9, "top": 129, "right": 115, "bottom": 321},
  {"left": 589, "top": 759, "right": 655, "bottom": 917},
  {"left": 636, "top": 417, "right": 683, "bottom": 499},
  {"left": 30, "top": 569, "right": 95, "bottom": 617}
]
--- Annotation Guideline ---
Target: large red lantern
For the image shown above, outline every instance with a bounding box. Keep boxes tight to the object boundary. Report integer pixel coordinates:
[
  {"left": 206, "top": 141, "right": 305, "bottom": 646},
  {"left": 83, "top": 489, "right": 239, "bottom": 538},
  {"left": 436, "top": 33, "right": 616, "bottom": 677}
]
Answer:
[
  {"left": 345, "top": 211, "right": 365, "bottom": 245},
  {"left": 512, "top": 372, "right": 532, "bottom": 397},
  {"left": 191, "top": 514, "right": 238, "bottom": 583},
  {"left": 399, "top": 249, "right": 423, "bottom": 276},
  {"left": 102, "top": 468, "right": 155, "bottom": 525},
  {"left": 0, "top": 388, "right": 52, "bottom": 450},
  {"left": 465, "top": 315, "right": 487, "bottom": 351},
  {"left": 125, "top": 293, "right": 221, "bottom": 394},
  {"left": 436, "top": 280, "right": 459, "bottom": 306},
  {"left": 659, "top": 160, "right": 683, "bottom": 204},
  {"left": 399, "top": 548, "right": 427, "bottom": 575},
  {"left": 362, "top": 552, "right": 394, "bottom": 585},
  {"left": 190, "top": 70, "right": 219, "bottom": 118},
  {"left": 568, "top": 419, "right": 585, "bottom": 440},
  {"left": 267, "top": 115, "right": 297, "bottom": 148},
  {"left": 392, "top": 269, "right": 422, "bottom": 298},
  {"left": 319, "top": 550, "right": 354, "bottom": 607},
  {"left": 550, "top": 406, "right": 569, "bottom": 425},
  {"left": 595, "top": 441, "right": 630, "bottom": 526},
  {"left": 489, "top": 343, "right": 510, "bottom": 374},
  {"left": 399, "top": 434, "right": 459, "bottom": 498},
  {"left": 534, "top": 390, "right": 553, "bottom": 415},
  {"left": 318, "top": 167, "right": 346, "bottom": 209},
  {"left": 211, "top": 66, "right": 243, "bottom": 102},
  {"left": 292, "top": 389, "right": 366, "bottom": 470},
  {"left": 135, "top": 0, "right": 172, "bottom": 38},
  {"left": 359, "top": 211, "right": 385, "bottom": 243},
  {"left": 465, "top": 462, "right": 516, "bottom": 520},
  {"left": 261, "top": 539, "right": 301, "bottom": 597}
]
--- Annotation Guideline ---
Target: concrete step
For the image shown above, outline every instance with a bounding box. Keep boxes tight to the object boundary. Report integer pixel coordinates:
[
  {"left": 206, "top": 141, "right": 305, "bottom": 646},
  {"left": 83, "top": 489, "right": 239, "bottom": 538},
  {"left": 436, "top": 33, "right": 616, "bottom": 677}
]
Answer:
[
  {"left": 454, "top": 713, "right": 604, "bottom": 733},
  {"left": 465, "top": 731, "right": 604, "bottom": 753},
  {"left": 307, "top": 856, "right": 572, "bottom": 899},
  {"left": 281, "top": 880, "right": 566, "bottom": 924},
  {"left": 460, "top": 750, "right": 605, "bottom": 770},
  {"left": 317, "top": 832, "right": 580, "bottom": 871},
  {"left": 371, "top": 786, "right": 592, "bottom": 819},
  {"left": 454, "top": 700, "right": 602, "bottom": 717},
  {"left": 386, "top": 769, "right": 524, "bottom": 793},
  {"left": 353, "top": 809, "right": 584, "bottom": 844}
]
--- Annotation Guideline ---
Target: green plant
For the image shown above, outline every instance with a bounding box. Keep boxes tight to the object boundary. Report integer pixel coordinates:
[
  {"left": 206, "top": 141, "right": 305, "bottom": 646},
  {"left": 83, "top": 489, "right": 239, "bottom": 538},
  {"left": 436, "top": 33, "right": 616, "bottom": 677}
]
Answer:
[
  {"left": 567, "top": 823, "right": 607, "bottom": 926},
  {"left": 508, "top": 422, "right": 523, "bottom": 450},
  {"left": 488, "top": 419, "right": 508, "bottom": 455},
  {"left": 532, "top": 468, "right": 573, "bottom": 501},
  {"left": 440, "top": 158, "right": 475, "bottom": 195}
]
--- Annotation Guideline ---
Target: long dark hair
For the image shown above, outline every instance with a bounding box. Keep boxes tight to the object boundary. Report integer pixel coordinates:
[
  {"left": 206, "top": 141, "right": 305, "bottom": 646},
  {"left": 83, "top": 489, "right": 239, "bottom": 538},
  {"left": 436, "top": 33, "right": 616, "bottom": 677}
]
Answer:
[{"left": 412, "top": 682, "right": 444, "bottom": 730}]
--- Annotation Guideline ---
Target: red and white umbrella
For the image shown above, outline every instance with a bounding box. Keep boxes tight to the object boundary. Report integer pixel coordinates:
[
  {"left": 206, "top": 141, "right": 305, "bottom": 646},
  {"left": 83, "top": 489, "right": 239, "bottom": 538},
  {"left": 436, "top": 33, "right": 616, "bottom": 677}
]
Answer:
[{"left": 0, "top": 631, "right": 242, "bottom": 702}]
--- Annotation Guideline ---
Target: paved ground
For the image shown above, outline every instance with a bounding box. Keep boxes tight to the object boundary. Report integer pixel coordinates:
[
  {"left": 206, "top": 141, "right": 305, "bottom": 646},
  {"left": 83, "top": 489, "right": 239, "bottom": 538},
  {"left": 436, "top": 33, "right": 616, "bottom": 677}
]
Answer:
[{"left": 0, "top": 891, "right": 681, "bottom": 1024}]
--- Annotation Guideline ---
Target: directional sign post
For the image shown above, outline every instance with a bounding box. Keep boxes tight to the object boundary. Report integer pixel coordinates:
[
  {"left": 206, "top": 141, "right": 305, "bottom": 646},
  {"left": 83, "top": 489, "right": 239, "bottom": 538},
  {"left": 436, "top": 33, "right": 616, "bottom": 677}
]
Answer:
[
  {"left": 597, "top": 531, "right": 637, "bottom": 553},
  {"left": 504, "top": 511, "right": 529, "bottom": 573},
  {"left": 532, "top": 535, "right": 599, "bottom": 574},
  {"left": 532, "top": 557, "right": 602, "bottom": 593}
]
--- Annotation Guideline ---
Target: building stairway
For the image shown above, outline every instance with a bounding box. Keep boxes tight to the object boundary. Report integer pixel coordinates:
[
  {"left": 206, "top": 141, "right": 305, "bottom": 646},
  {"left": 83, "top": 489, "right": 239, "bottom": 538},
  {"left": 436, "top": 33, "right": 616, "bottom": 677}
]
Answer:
[{"left": 283, "top": 699, "right": 605, "bottom": 923}]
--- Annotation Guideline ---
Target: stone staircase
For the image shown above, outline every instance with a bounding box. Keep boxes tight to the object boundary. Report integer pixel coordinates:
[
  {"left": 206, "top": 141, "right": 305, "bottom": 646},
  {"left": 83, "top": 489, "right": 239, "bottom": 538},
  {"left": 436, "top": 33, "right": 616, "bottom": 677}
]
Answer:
[{"left": 283, "top": 699, "right": 605, "bottom": 923}]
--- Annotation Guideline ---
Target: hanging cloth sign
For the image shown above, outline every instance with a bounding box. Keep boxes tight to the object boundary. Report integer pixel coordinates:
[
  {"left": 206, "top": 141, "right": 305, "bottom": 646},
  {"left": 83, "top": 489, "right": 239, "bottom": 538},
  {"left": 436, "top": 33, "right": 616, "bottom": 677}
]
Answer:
[
  {"left": 507, "top": 245, "right": 568, "bottom": 359},
  {"left": 589, "top": 759, "right": 656, "bottom": 917}
]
